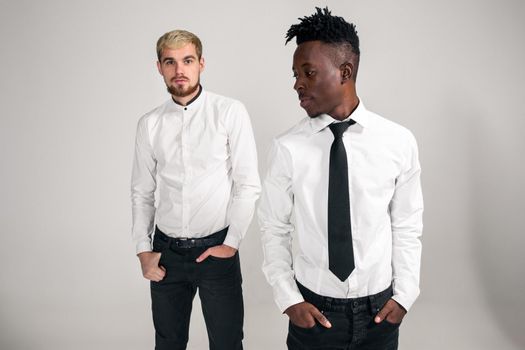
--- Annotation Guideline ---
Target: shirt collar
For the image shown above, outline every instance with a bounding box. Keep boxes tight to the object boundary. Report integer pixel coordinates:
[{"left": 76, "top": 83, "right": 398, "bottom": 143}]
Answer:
[
  {"left": 309, "top": 99, "right": 370, "bottom": 134},
  {"left": 169, "top": 85, "right": 204, "bottom": 110}
]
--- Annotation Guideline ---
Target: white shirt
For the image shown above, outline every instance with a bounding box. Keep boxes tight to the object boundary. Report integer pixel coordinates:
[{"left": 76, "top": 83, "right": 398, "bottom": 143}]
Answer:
[
  {"left": 131, "top": 89, "right": 261, "bottom": 254},
  {"left": 258, "top": 101, "right": 423, "bottom": 312}
]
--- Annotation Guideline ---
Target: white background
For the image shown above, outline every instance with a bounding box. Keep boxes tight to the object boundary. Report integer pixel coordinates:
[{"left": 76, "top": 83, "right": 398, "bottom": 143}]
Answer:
[{"left": 1, "top": 0, "right": 524, "bottom": 349}]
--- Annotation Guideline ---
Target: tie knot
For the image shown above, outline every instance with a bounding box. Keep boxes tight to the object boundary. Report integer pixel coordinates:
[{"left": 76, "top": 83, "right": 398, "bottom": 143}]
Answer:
[{"left": 328, "top": 120, "right": 355, "bottom": 138}]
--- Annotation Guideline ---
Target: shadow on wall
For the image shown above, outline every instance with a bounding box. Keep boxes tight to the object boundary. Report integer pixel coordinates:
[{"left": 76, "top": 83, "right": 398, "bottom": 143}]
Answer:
[{"left": 469, "top": 106, "right": 525, "bottom": 348}]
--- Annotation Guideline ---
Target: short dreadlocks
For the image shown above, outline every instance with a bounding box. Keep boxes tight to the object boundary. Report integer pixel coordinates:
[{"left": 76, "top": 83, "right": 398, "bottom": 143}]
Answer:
[
  {"left": 286, "top": 7, "right": 360, "bottom": 80},
  {"left": 286, "top": 7, "right": 359, "bottom": 52}
]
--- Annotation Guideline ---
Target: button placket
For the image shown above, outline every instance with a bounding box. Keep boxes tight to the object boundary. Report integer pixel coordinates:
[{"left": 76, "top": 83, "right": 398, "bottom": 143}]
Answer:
[{"left": 181, "top": 110, "right": 189, "bottom": 235}]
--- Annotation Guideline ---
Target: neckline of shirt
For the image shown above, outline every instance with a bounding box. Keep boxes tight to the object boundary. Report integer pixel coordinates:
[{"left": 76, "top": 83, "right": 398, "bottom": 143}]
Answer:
[
  {"left": 170, "top": 85, "right": 204, "bottom": 111},
  {"left": 309, "top": 99, "right": 370, "bottom": 134}
]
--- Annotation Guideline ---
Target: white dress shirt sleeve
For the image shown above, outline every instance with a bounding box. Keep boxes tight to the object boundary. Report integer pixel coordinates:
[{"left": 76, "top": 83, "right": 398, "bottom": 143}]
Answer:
[
  {"left": 389, "top": 131, "right": 424, "bottom": 311},
  {"left": 222, "top": 102, "right": 261, "bottom": 250},
  {"left": 131, "top": 116, "right": 157, "bottom": 254},
  {"left": 259, "top": 140, "right": 305, "bottom": 312}
]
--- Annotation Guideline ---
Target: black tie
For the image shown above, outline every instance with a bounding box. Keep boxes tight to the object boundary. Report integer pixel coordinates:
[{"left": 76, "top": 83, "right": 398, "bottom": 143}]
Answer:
[{"left": 328, "top": 121, "right": 356, "bottom": 282}]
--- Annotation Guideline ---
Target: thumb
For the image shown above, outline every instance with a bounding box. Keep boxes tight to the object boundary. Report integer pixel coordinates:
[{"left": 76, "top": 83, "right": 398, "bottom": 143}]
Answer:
[
  {"left": 312, "top": 308, "right": 332, "bottom": 328},
  {"left": 196, "top": 248, "right": 211, "bottom": 263},
  {"left": 375, "top": 300, "right": 393, "bottom": 323}
]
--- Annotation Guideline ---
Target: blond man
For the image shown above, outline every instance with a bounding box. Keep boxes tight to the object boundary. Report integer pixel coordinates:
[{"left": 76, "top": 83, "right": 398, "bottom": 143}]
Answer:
[{"left": 131, "top": 30, "right": 260, "bottom": 350}]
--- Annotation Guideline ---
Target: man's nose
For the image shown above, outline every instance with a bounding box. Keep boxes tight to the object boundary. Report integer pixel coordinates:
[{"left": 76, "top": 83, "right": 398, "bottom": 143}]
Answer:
[
  {"left": 175, "top": 64, "right": 184, "bottom": 75},
  {"left": 293, "top": 77, "right": 304, "bottom": 91}
]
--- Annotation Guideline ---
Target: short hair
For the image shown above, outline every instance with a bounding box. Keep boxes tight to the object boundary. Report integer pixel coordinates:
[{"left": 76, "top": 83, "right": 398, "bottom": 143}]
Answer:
[
  {"left": 156, "top": 29, "right": 203, "bottom": 61},
  {"left": 285, "top": 7, "right": 359, "bottom": 54},
  {"left": 286, "top": 7, "right": 360, "bottom": 80}
]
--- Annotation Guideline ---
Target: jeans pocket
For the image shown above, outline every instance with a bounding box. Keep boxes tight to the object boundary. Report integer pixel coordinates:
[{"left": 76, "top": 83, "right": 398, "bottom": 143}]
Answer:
[
  {"left": 383, "top": 319, "right": 401, "bottom": 328},
  {"left": 289, "top": 320, "right": 321, "bottom": 334},
  {"left": 208, "top": 251, "right": 238, "bottom": 261}
]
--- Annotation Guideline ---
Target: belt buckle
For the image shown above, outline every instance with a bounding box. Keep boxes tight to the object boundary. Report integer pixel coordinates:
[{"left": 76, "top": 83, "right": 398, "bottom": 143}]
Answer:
[{"left": 177, "top": 237, "right": 188, "bottom": 247}]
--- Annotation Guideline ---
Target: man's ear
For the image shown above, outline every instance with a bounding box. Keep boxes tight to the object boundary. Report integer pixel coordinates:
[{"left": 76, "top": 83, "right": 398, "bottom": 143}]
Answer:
[
  {"left": 199, "top": 57, "right": 205, "bottom": 73},
  {"left": 340, "top": 62, "right": 354, "bottom": 84}
]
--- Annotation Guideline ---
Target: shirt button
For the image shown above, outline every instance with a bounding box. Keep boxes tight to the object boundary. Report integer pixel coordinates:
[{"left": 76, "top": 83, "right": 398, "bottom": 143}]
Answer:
[{"left": 184, "top": 107, "right": 187, "bottom": 111}]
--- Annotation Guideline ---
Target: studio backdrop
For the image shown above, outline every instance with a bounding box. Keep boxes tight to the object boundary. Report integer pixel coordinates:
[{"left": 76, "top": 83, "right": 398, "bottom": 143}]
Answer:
[{"left": 0, "top": 0, "right": 524, "bottom": 349}]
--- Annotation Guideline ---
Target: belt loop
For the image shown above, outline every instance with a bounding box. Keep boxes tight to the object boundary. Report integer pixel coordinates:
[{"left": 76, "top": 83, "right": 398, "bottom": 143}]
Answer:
[
  {"left": 324, "top": 297, "right": 332, "bottom": 312},
  {"left": 368, "top": 294, "right": 379, "bottom": 314}
]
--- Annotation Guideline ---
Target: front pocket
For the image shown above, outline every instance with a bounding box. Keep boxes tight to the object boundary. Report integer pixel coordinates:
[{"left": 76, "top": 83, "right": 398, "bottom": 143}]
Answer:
[
  {"left": 289, "top": 320, "right": 321, "bottom": 334},
  {"left": 208, "top": 251, "right": 238, "bottom": 261},
  {"left": 382, "top": 319, "right": 401, "bottom": 328}
]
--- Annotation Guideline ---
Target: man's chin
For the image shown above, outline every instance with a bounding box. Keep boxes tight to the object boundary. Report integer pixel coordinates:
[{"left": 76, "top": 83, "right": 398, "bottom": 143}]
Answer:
[
  {"left": 304, "top": 108, "right": 321, "bottom": 118},
  {"left": 168, "top": 88, "right": 189, "bottom": 97},
  {"left": 167, "top": 84, "right": 199, "bottom": 97}
]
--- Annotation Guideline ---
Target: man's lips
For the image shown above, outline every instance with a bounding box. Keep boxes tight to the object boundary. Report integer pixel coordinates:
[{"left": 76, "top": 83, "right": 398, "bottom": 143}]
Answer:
[
  {"left": 299, "top": 95, "right": 313, "bottom": 108},
  {"left": 172, "top": 77, "right": 188, "bottom": 84}
]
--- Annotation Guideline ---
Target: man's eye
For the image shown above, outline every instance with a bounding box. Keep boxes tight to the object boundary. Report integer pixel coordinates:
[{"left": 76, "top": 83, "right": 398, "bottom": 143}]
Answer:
[
  {"left": 184, "top": 60, "right": 193, "bottom": 64},
  {"left": 306, "top": 71, "right": 315, "bottom": 77},
  {"left": 165, "top": 61, "right": 174, "bottom": 65}
]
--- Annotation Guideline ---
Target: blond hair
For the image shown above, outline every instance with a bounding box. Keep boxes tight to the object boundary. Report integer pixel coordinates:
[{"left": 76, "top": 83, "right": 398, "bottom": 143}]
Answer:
[{"left": 156, "top": 29, "right": 203, "bottom": 60}]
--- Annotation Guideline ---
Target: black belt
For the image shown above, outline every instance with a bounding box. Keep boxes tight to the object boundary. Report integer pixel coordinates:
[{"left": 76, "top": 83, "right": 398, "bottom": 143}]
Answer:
[
  {"left": 154, "top": 226, "right": 228, "bottom": 249},
  {"left": 297, "top": 282, "right": 393, "bottom": 313}
]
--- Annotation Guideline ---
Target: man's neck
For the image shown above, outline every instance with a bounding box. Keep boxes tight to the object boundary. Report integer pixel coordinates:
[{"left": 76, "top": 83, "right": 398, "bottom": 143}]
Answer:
[{"left": 329, "top": 95, "right": 359, "bottom": 121}]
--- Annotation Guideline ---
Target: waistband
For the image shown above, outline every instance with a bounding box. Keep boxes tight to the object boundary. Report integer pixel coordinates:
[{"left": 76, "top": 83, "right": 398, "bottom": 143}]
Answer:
[
  {"left": 297, "top": 282, "right": 393, "bottom": 314},
  {"left": 154, "top": 226, "right": 228, "bottom": 249}
]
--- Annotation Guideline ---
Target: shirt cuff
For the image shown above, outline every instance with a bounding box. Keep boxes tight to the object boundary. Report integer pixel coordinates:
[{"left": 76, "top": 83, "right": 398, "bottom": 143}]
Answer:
[
  {"left": 391, "top": 280, "right": 420, "bottom": 312},
  {"left": 273, "top": 278, "right": 305, "bottom": 313},
  {"left": 135, "top": 241, "right": 152, "bottom": 255},
  {"left": 223, "top": 234, "right": 241, "bottom": 250}
]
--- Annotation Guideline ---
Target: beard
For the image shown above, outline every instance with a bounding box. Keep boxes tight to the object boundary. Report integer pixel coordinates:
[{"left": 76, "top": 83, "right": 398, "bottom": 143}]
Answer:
[{"left": 167, "top": 79, "right": 200, "bottom": 98}]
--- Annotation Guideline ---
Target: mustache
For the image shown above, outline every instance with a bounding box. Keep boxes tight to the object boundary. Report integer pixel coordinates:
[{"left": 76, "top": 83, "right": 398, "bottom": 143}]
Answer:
[{"left": 171, "top": 76, "right": 189, "bottom": 82}]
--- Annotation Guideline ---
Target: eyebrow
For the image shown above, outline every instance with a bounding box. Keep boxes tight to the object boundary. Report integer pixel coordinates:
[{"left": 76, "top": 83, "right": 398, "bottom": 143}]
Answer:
[
  {"left": 162, "top": 55, "right": 197, "bottom": 63},
  {"left": 292, "top": 62, "right": 313, "bottom": 71}
]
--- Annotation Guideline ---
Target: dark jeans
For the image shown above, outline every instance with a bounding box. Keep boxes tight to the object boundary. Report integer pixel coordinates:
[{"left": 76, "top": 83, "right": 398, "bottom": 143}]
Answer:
[
  {"left": 151, "top": 230, "right": 243, "bottom": 350},
  {"left": 287, "top": 283, "right": 399, "bottom": 350}
]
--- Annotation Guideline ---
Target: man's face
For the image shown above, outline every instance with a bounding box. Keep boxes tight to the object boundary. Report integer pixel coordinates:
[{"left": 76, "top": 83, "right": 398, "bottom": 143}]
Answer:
[
  {"left": 157, "top": 43, "right": 204, "bottom": 98},
  {"left": 292, "top": 41, "right": 345, "bottom": 118}
]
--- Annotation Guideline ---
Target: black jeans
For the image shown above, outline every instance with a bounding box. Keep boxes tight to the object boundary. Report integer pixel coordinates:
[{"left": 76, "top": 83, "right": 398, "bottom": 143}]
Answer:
[
  {"left": 151, "top": 230, "right": 243, "bottom": 350},
  {"left": 287, "top": 283, "right": 399, "bottom": 350}
]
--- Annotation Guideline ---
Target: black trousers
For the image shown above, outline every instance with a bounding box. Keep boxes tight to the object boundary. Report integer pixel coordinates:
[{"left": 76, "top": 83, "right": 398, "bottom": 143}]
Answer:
[
  {"left": 151, "top": 230, "right": 243, "bottom": 350},
  {"left": 287, "top": 283, "right": 399, "bottom": 350}
]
